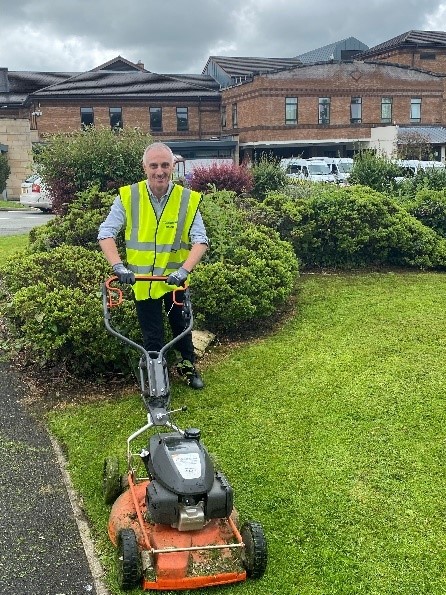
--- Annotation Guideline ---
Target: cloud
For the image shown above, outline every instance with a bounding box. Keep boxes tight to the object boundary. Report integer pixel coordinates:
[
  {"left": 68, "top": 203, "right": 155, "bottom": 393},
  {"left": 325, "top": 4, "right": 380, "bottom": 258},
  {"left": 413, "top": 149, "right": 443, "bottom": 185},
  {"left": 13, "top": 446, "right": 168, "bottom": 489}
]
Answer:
[{"left": 1, "top": 0, "right": 445, "bottom": 73}]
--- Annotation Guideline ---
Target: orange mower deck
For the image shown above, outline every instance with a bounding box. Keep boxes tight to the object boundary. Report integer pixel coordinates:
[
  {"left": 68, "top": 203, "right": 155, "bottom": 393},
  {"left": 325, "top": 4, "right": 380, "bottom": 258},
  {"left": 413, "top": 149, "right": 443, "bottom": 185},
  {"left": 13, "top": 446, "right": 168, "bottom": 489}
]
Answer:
[{"left": 108, "top": 476, "right": 247, "bottom": 590}]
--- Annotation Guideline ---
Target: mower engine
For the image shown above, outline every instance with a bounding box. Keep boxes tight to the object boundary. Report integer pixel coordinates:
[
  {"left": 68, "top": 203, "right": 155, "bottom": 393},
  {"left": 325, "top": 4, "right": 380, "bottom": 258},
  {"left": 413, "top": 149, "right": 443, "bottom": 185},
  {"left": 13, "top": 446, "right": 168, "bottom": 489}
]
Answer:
[{"left": 141, "top": 428, "right": 233, "bottom": 531}]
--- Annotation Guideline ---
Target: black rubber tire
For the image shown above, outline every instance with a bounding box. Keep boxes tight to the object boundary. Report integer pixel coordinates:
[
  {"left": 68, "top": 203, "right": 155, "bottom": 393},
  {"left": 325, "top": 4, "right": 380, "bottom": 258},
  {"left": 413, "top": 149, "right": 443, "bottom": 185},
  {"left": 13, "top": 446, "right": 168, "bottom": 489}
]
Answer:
[
  {"left": 241, "top": 520, "right": 268, "bottom": 579},
  {"left": 116, "top": 528, "right": 142, "bottom": 590},
  {"left": 102, "top": 456, "right": 121, "bottom": 505}
]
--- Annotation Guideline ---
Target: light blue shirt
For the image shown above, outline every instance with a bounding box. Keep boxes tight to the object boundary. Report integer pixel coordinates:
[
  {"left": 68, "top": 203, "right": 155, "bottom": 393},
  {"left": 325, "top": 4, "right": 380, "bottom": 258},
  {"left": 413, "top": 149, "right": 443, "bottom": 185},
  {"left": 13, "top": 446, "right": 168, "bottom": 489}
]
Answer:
[{"left": 97, "top": 181, "right": 209, "bottom": 245}]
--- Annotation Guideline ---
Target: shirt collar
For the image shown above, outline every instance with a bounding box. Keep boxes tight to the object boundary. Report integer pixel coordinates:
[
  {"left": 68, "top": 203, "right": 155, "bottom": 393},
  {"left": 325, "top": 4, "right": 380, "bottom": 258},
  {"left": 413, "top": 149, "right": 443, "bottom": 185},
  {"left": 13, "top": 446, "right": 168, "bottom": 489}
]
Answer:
[{"left": 146, "top": 180, "right": 173, "bottom": 202}]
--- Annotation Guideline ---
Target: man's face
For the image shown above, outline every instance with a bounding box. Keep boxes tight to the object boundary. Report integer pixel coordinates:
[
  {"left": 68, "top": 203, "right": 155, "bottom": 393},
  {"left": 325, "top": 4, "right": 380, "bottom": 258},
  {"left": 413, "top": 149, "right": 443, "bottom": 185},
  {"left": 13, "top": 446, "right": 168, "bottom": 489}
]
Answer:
[{"left": 143, "top": 147, "right": 174, "bottom": 197}]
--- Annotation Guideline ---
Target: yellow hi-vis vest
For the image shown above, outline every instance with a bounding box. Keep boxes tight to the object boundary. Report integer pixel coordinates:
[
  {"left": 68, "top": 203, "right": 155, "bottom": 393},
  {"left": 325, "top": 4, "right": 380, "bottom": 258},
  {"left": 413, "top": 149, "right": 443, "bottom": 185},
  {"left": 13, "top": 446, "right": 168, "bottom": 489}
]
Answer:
[{"left": 119, "top": 181, "right": 201, "bottom": 300}]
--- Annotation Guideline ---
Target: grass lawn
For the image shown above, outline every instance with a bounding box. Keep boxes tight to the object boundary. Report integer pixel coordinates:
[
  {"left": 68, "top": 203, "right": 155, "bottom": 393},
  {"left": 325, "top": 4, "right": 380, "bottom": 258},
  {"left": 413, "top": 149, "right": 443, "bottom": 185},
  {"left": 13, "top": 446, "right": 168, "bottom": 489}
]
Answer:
[
  {"left": 48, "top": 271, "right": 446, "bottom": 595},
  {"left": 0, "top": 199, "right": 25, "bottom": 209},
  {"left": 0, "top": 233, "right": 29, "bottom": 259}
]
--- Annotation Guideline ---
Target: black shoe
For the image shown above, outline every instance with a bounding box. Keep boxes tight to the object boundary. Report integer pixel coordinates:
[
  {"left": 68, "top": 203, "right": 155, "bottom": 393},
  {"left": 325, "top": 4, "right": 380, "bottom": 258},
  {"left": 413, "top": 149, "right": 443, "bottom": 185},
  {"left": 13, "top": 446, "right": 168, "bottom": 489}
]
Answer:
[{"left": 177, "top": 360, "right": 204, "bottom": 389}]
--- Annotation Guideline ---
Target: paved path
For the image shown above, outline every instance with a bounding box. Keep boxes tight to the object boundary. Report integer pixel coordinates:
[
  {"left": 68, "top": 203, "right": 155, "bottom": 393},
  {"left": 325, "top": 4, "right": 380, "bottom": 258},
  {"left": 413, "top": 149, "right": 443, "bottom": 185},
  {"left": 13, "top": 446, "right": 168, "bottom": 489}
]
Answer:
[{"left": 0, "top": 361, "right": 108, "bottom": 595}]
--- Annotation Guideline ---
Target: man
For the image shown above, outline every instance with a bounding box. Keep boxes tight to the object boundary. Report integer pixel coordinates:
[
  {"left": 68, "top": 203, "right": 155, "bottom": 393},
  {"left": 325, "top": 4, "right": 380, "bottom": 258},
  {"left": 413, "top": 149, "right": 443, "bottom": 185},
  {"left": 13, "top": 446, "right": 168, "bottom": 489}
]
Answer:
[{"left": 98, "top": 142, "right": 208, "bottom": 389}]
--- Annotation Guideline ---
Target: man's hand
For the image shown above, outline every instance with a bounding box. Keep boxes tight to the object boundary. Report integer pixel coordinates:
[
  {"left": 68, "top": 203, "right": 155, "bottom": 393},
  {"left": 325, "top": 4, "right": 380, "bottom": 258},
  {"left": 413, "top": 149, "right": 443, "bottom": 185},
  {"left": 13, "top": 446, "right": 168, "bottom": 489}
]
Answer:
[
  {"left": 112, "top": 262, "right": 136, "bottom": 285},
  {"left": 166, "top": 266, "right": 189, "bottom": 287}
]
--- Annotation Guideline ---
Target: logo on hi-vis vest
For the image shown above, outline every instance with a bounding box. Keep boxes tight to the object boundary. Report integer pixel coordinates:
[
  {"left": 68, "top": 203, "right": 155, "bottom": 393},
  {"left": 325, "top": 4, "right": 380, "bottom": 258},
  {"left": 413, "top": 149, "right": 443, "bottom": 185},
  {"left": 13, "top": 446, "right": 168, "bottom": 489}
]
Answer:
[{"left": 164, "top": 220, "right": 178, "bottom": 229}]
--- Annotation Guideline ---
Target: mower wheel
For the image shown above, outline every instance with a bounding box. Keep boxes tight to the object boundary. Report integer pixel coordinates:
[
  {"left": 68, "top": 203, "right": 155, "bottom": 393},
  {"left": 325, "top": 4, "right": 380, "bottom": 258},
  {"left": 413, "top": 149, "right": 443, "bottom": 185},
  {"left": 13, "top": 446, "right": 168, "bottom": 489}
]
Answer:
[
  {"left": 116, "top": 528, "right": 142, "bottom": 590},
  {"left": 241, "top": 520, "right": 268, "bottom": 579},
  {"left": 103, "top": 456, "right": 121, "bottom": 505}
]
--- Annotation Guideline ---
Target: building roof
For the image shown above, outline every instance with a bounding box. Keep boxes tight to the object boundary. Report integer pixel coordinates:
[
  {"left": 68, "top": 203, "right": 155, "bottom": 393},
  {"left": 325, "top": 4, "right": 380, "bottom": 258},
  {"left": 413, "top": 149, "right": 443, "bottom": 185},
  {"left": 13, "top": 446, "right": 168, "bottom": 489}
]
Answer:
[
  {"left": 203, "top": 56, "right": 302, "bottom": 77},
  {"left": 397, "top": 126, "right": 446, "bottom": 144},
  {"left": 31, "top": 70, "right": 220, "bottom": 99},
  {"left": 360, "top": 30, "right": 446, "bottom": 58},
  {"left": 296, "top": 37, "right": 368, "bottom": 63},
  {"left": 0, "top": 70, "right": 77, "bottom": 105}
]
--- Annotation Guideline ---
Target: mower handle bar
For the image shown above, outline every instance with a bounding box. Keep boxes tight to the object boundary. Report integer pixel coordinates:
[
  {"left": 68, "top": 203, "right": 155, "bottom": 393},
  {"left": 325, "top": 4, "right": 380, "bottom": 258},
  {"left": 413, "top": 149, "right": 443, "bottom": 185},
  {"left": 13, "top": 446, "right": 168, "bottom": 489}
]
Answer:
[{"left": 102, "top": 275, "right": 194, "bottom": 361}]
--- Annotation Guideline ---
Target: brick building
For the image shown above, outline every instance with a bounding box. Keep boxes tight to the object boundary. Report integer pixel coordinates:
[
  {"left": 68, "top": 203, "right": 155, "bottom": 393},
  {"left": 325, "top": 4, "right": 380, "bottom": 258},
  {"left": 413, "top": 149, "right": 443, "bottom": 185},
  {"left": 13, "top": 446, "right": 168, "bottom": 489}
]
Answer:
[{"left": 2, "top": 30, "right": 446, "bottom": 197}]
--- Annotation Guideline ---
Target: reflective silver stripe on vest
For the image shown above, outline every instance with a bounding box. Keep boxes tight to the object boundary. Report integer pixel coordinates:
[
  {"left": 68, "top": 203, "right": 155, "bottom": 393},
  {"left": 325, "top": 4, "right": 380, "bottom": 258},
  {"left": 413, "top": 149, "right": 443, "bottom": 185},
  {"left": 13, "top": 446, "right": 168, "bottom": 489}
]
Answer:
[
  {"left": 130, "top": 183, "right": 140, "bottom": 245},
  {"left": 126, "top": 184, "right": 191, "bottom": 252},
  {"left": 173, "top": 187, "right": 191, "bottom": 250}
]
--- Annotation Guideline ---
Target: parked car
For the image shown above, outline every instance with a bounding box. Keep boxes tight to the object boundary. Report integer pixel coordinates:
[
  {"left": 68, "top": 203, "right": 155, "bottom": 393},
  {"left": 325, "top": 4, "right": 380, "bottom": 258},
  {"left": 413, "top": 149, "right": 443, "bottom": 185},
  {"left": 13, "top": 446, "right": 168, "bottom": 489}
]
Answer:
[{"left": 20, "top": 174, "right": 53, "bottom": 212}]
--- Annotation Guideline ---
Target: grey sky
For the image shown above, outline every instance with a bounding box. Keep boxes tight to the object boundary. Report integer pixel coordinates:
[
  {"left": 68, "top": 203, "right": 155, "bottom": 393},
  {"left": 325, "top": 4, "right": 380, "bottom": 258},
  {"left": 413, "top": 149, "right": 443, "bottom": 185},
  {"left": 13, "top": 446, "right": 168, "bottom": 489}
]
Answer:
[{"left": 1, "top": 0, "right": 446, "bottom": 74}]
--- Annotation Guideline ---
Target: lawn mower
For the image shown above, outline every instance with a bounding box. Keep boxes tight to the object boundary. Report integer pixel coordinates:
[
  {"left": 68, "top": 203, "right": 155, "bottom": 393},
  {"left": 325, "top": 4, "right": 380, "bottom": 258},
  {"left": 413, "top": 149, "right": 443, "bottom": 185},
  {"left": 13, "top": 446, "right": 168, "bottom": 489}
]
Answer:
[{"left": 101, "top": 275, "right": 268, "bottom": 591}]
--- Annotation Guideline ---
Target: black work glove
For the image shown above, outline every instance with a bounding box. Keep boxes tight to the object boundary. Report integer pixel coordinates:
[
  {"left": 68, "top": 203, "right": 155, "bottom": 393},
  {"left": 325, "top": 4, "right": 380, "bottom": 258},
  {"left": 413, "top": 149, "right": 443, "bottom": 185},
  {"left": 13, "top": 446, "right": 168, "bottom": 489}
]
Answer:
[
  {"left": 112, "top": 262, "right": 136, "bottom": 285},
  {"left": 166, "top": 266, "right": 189, "bottom": 287}
]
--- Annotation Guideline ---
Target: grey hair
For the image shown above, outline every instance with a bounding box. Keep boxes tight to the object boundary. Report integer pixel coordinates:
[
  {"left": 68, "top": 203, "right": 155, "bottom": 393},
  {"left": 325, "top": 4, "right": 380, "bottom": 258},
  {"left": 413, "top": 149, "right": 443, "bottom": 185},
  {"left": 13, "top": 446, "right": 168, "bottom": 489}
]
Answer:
[{"left": 142, "top": 142, "right": 175, "bottom": 166}]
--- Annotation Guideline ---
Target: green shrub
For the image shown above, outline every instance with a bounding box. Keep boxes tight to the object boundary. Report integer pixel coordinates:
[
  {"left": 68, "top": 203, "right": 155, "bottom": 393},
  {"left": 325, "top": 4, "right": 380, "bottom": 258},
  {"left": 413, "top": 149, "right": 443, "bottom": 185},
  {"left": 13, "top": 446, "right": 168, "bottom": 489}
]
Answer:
[
  {"left": 292, "top": 185, "right": 446, "bottom": 269},
  {"left": 0, "top": 153, "right": 10, "bottom": 194},
  {"left": 250, "top": 154, "right": 287, "bottom": 200},
  {"left": 404, "top": 188, "right": 446, "bottom": 238},
  {"left": 188, "top": 162, "right": 253, "bottom": 194},
  {"left": 28, "top": 186, "right": 118, "bottom": 253},
  {"left": 193, "top": 190, "right": 299, "bottom": 332},
  {"left": 394, "top": 167, "right": 446, "bottom": 200},
  {"left": 0, "top": 245, "right": 139, "bottom": 376},
  {"left": 35, "top": 127, "right": 152, "bottom": 214},
  {"left": 238, "top": 191, "right": 303, "bottom": 242},
  {"left": 349, "top": 152, "right": 401, "bottom": 193}
]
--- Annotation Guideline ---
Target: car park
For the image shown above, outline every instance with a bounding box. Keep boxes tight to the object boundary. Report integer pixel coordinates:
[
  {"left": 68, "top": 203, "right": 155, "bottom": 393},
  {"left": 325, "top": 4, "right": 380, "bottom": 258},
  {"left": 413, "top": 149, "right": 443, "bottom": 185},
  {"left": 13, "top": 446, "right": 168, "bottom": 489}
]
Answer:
[{"left": 20, "top": 174, "right": 53, "bottom": 212}]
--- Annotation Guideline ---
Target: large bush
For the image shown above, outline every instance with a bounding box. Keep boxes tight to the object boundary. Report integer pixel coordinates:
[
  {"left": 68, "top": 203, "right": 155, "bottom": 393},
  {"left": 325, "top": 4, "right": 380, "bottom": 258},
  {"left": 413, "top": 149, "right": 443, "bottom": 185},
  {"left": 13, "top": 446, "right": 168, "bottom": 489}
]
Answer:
[
  {"left": 292, "top": 185, "right": 446, "bottom": 269},
  {"left": 0, "top": 246, "right": 139, "bottom": 376},
  {"left": 192, "top": 190, "right": 299, "bottom": 332},
  {"left": 35, "top": 127, "right": 152, "bottom": 214}
]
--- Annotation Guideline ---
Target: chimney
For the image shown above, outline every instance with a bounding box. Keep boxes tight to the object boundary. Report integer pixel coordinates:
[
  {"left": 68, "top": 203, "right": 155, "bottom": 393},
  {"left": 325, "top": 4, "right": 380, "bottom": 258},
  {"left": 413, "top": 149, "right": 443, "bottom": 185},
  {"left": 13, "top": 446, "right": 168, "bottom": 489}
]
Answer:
[{"left": 137, "top": 60, "right": 144, "bottom": 70}]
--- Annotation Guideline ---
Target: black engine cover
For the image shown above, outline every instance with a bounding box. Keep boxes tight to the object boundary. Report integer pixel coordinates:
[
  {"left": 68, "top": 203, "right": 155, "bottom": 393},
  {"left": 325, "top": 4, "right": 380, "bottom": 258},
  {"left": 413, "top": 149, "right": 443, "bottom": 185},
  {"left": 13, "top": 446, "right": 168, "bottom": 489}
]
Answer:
[
  {"left": 145, "top": 431, "right": 214, "bottom": 495},
  {"left": 143, "top": 430, "right": 234, "bottom": 525}
]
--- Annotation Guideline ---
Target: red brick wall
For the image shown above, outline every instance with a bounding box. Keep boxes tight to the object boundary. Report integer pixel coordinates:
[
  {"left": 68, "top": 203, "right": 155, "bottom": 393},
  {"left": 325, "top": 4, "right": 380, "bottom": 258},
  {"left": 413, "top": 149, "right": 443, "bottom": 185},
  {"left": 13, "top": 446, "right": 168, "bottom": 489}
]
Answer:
[
  {"left": 35, "top": 100, "right": 221, "bottom": 139},
  {"left": 221, "top": 61, "right": 444, "bottom": 142},
  {"left": 368, "top": 49, "right": 446, "bottom": 75}
]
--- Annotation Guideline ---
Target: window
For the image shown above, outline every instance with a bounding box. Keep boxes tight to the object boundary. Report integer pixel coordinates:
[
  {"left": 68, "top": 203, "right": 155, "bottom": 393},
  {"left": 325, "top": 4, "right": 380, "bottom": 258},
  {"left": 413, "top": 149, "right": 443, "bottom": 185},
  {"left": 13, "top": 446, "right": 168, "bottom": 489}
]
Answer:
[
  {"left": 109, "top": 107, "right": 122, "bottom": 129},
  {"left": 285, "top": 97, "right": 298, "bottom": 125},
  {"left": 232, "top": 103, "right": 238, "bottom": 128},
  {"left": 350, "top": 97, "right": 362, "bottom": 123},
  {"left": 410, "top": 97, "right": 421, "bottom": 123},
  {"left": 80, "top": 107, "right": 94, "bottom": 128},
  {"left": 150, "top": 107, "right": 162, "bottom": 131},
  {"left": 221, "top": 106, "right": 227, "bottom": 129},
  {"left": 318, "top": 97, "right": 330, "bottom": 124},
  {"left": 420, "top": 52, "right": 436, "bottom": 60},
  {"left": 381, "top": 97, "right": 393, "bottom": 123},
  {"left": 176, "top": 107, "right": 188, "bottom": 131}
]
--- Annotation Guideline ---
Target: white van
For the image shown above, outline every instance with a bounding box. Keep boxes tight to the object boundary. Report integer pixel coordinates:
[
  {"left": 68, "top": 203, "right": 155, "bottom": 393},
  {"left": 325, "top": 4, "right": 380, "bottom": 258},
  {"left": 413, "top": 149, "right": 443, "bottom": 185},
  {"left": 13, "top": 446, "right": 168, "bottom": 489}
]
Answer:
[
  {"left": 280, "top": 158, "right": 336, "bottom": 183},
  {"left": 308, "top": 157, "right": 354, "bottom": 184},
  {"left": 393, "top": 159, "right": 445, "bottom": 182}
]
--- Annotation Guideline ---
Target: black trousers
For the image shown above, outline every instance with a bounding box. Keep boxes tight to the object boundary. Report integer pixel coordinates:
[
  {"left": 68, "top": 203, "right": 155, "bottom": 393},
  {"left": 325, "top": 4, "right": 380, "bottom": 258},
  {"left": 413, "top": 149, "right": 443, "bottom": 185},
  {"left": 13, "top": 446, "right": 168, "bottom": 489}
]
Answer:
[{"left": 134, "top": 291, "right": 195, "bottom": 363}]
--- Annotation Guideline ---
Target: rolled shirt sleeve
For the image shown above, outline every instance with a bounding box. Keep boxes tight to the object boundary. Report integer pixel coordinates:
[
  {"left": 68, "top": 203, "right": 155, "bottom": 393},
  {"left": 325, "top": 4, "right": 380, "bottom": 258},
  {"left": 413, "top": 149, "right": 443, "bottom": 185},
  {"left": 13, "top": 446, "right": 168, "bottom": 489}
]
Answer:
[{"left": 97, "top": 196, "right": 126, "bottom": 240}]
